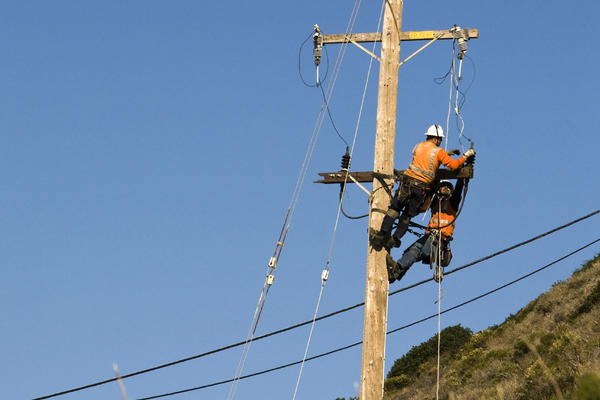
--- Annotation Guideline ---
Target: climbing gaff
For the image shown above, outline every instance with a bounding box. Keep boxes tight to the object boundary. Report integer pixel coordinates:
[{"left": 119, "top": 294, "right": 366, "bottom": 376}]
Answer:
[{"left": 313, "top": 24, "right": 323, "bottom": 86}]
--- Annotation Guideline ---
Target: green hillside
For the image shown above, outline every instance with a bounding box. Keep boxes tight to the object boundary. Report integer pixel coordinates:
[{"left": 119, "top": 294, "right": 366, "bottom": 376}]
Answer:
[{"left": 382, "top": 253, "right": 600, "bottom": 400}]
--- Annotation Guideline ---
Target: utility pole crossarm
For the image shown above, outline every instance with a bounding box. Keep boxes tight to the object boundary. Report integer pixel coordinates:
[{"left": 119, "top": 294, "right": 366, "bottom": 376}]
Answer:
[
  {"left": 322, "top": 28, "right": 478, "bottom": 44},
  {"left": 314, "top": 165, "right": 474, "bottom": 184}
]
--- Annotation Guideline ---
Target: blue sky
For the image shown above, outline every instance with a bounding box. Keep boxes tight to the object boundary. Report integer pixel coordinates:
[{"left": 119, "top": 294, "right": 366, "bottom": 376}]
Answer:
[{"left": 2, "top": 1, "right": 599, "bottom": 400}]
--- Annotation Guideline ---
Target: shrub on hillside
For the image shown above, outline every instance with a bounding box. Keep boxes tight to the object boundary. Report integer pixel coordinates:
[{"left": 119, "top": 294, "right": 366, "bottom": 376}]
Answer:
[
  {"left": 513, "top": 338, "right": 530, "bottom": 359},
  {"left": 386, "top": 325, "right": 472, "bottom": 382},
  {"left": 569, "top": 279, "right": 600, "bottom": 320},
  {"left": 383, "top": 374, "right": 412, "bottom": 391},
  {"left": 507, "top": 299, "right": 538, "bottom": 324}
]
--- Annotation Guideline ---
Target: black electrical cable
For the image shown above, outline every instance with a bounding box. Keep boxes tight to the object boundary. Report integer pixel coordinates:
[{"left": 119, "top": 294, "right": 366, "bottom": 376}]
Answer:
[
  {"left": 32, "top": 304, "right": 367, "bottom": 400},
  {"left": 136, "top": 237, "right": 600, "bottom": 400},
  {"left": 390, "top": 237, "right": 600, "bottom": 334},
  {"left": 392, "top": 209, "right": 600, "bottom": 293},
  {"left": 32, "top": 209, "right": 600, "bottom": 400},
  {"left": 340, "top": 202, "right": 369, "bottom": 220},
  {"left": 137, "top": 340, "right": 363, "bottom": 400},
  {"left": 339, "top": 183, "right": 369, "bottom": 219},
  {"left": 297, "top": 29, "right": 347, "bottom": 147},
  {"left": 319, "top": 83, "right": 350, "bottom": 147},
  {"left": 298, "top": 30, "right": 317, "bottom": 87},
  {"left": 434, "top": 39, "right": 477, "bottom": 147},
  {"left": 433, "top": 40, "right": 475, "bottom": 110},
  {"left": 433, "top": 53, "right": 453, "bottom": 85},
  {"left": 384, "top": 0, "right": 402, "bottom": 40},
  {"left": 298, "top": 30, "right": 330, "bottom": 88}
]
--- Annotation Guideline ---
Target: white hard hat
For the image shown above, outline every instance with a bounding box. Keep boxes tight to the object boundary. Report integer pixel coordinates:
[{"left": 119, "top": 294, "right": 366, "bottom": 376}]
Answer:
[{"left": 425, "top": 124, "right": 444, "bottom": 138}]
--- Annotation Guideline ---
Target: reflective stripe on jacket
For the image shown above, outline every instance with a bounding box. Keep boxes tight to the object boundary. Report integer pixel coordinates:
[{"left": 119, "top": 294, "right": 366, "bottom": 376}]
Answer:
[
  {"left": 427, "top": 178, "right": 464, "bottom": 238},
  {"left": 404, "top": 141, "right": 440, "bottom": 183},
  {"left": 428, "top": 211, "right": 455, "bottom": 237},
  {"left": 403, "top": 140, "right": 467, "bottom": 184}
]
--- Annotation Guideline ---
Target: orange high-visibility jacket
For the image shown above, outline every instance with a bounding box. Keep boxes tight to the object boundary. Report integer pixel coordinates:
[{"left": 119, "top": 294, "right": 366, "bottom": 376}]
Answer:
[
  {"left": 427, "top": 178, "right": 464, "bottom": 238},
  {"left": 428, "top": 205, "right": 456, "bottom": 237},
  {"left": 404, "top": 140, "right": 466, "bottom": 184}
]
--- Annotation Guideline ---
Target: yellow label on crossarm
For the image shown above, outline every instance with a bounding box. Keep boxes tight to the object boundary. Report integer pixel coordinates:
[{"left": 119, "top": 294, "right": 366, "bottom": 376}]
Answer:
[{"left": 408, "top": 31, "right": 434, "bottom": 40}]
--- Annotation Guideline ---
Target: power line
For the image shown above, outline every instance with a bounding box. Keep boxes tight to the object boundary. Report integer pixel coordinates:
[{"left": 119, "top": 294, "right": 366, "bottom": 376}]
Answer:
[
  {"left": 136, "top": 237, "right": 600, "bottom": 400},
  {"left": 292, "top": 2, "right": 385, "bottom": 396},
  {"left": 225, "top": 0, "right": 366, "bottom": 394},
  {"left": 32, "top": 209, "right": 599, "bottom": 400}
]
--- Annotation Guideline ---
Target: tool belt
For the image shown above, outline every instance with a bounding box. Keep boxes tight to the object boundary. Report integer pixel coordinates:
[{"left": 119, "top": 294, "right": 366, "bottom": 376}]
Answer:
[
  {"left": 427, "top": 229, "right": 453, "bottom": 241},
  {"left": 400, "top": 173, "right": 430, "bottom": 191},
  {"left": 421, "top": 232, "right": 453, "bottom": 267}
]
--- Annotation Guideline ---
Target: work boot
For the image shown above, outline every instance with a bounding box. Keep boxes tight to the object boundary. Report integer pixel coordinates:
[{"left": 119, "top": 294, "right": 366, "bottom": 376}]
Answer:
[
  {"left": 369, "top": 228, "right": 391, "bottom": 251},
  {"left": 386, "top": 254, "right": 400, "bottom": 284},
  {"left": 382, "top": 235, "right": 398, "bottom": 251},
  {"left": 390, "top": 233, "right": 402, "bottom": 249},
  {"left": 396, "top": 267, "right": 408, "bottom": 282}
]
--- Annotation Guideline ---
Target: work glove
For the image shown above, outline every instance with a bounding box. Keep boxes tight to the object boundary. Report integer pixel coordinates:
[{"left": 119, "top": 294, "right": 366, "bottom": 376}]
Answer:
[
  {"left": 369, "top": 228, "right": 388, "bottom": 251},
  {"left": 447, "top": 149, "right": 461, "bottom": 156},
  {"left": 463, "top": 148, "right": 475, "bottom": 158}
]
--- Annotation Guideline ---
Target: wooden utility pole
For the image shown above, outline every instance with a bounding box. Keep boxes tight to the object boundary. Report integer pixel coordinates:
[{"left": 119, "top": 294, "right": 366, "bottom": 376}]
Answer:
[
  {"left": 315, "top": 4, "right": 478, "bottom": 399},
  {"left": 361, "top": 1, "right": 402, "bottom": 399}
]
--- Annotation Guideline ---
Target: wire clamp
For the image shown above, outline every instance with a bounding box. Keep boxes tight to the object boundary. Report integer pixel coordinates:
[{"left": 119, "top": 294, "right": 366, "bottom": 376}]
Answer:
[
  {"left": 268, "top": 257, "right": 277, "bottom": 268},
  {"left": 451, "top": 25, "right": 469, "bottom": 79},
  {"left": 266, "top": 274, "right": 275, "bottom": 286},
  {"left": 451, "top": 25, "right": 469, "bottom": 59},
  {"left": 321, "top": 269, "right": 329, "bottom": 282}
]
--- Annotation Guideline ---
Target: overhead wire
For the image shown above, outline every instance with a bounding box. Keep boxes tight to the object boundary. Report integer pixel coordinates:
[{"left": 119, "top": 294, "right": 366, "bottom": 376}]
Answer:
[
  {"left": 226, "top": 0, "right": 367, "bottom": 396},
  {"left": 136, "top": 237, "right": 600, "bottom": 400},
  {"left": 32, "top": 210, "right": 599, "bottom": 400},
  {"left": 291, "top": 1, "right": 384, "bottom": 397}
]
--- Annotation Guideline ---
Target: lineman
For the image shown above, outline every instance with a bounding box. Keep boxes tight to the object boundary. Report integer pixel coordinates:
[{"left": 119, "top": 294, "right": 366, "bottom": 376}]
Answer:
[
  {"left": 371, "top": 124, "right": 474, "bottom": 250},
  {"left": 387, "top": 178, "right": 465, "bottom": 283}
]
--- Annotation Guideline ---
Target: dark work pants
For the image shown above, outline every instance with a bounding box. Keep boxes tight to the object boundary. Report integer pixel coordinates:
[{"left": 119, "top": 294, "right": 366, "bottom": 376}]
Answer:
[
  {"left": 398, "top": 234, "right": 435, "bottom": 271},
  {"left": 396, "top": 234, "right": 450, "bottom": 280},
  {"left": 380, "top": 183, "right": 426, "bottom": 241}
]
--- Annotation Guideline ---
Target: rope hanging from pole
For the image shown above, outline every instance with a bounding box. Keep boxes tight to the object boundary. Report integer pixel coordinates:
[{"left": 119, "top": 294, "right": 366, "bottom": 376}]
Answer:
[
  {"left": 434, "top": 196, "right": 444, "bottom": 400},
  {"left": 292, "top": 0, "right": 377, "bottom": 396},
  {"left": 229, "top": 1, "right": 367, "bottom": 395}
]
